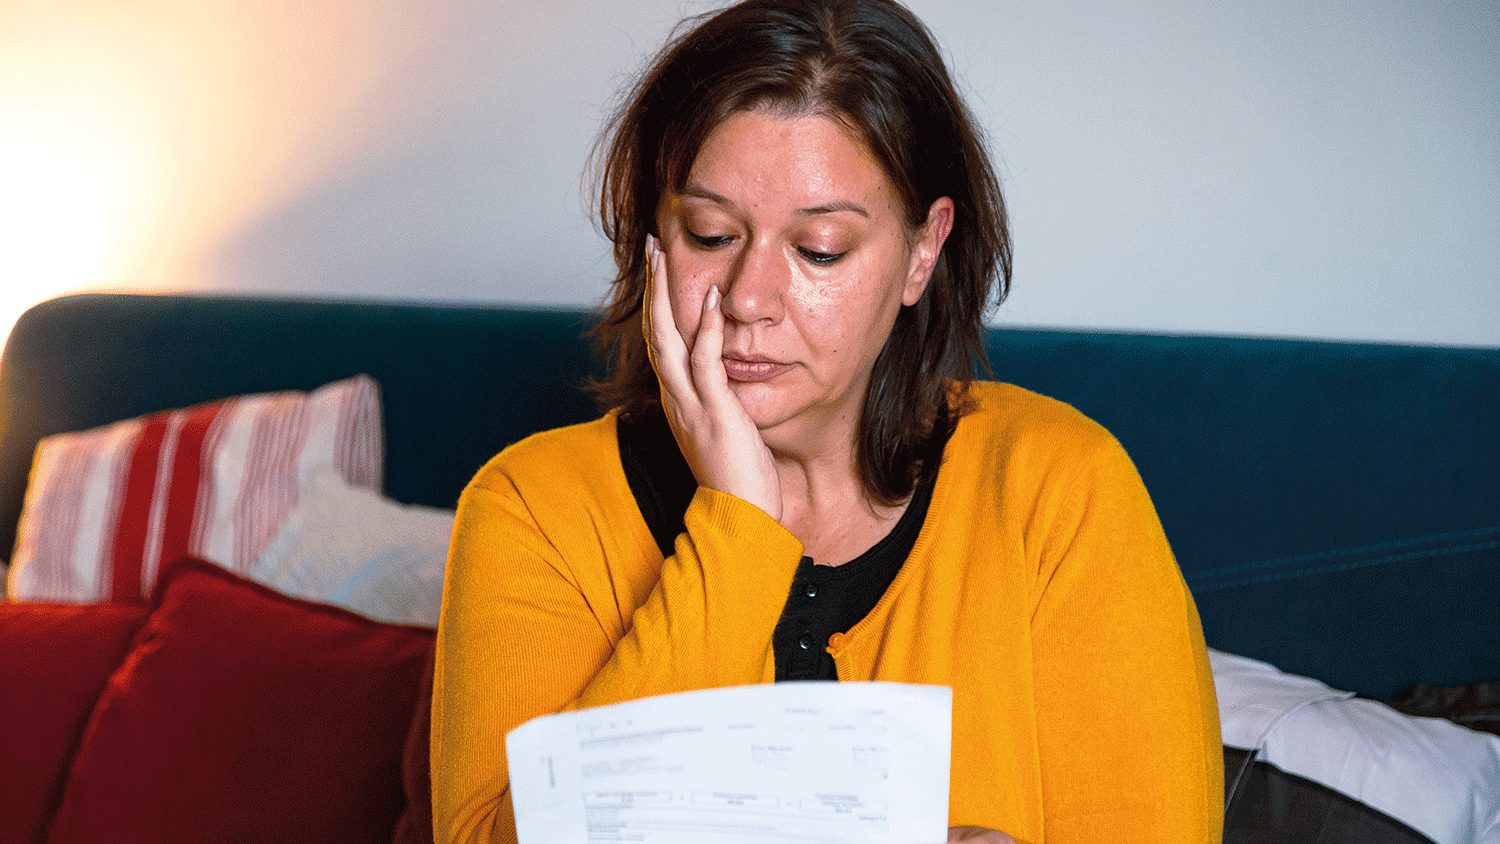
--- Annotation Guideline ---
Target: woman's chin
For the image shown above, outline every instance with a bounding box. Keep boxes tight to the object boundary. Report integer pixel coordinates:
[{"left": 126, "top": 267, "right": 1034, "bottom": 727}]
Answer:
[
  {"left": 736, "top": 396, "right": 798, "bottom": 435},
  {"left": 742, "top": 405, "right": 795, "bottom": 434},
  {"left": 736, "top": 391, "right": 850, "bottom": 450},
  {"left": 728, "top": 380, "right": 792, "bottom": 424},
  {"left": 733, "top": 370, "right": 856, "bottom": 418}
]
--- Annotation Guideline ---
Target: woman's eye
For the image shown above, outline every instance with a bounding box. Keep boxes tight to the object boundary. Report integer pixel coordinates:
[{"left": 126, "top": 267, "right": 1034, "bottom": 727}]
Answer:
[
  {"left": 688, "top": 232, "right": 733, "bottom": 249},
  {"left": 797, "top": 247, "right": 846, "bottom": 265}
]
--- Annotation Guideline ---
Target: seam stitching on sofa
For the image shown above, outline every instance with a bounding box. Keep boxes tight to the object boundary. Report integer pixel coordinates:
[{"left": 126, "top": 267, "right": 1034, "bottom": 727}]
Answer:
[
  {"left": 1188, "top": 538, "right": 1500, "bottom": 593},
  {"left": 1189, "top": 525, "right": 1500, "bottom": 579}
]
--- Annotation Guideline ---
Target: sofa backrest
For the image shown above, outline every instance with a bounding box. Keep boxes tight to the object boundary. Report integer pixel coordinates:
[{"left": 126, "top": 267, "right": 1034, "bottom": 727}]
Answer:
[
  {"left": 984, "top": 330, "right": 1499, "bottom": 699},
  {"left": 2, "top": 293, "right": 1495, "bottom": 698},
  {"left": 0, "top": 294, "right": 603, "bottom": 537}
]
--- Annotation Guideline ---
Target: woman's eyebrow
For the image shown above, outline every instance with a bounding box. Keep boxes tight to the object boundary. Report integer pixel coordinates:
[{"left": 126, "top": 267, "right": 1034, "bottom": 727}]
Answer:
[
  {"left": 681, "top": 184, "right": 733, "bottom": 206},
  {"left": 799, "top": 200, "right": 868, "bottom": 218},
  {"left": 679, "top": 185, "right": 868, "bottom": 218}
]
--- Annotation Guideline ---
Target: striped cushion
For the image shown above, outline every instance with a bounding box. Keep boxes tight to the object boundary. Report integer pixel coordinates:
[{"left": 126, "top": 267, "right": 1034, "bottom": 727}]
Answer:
[{"left": 6, "top": 375, "right": 382, "bottom": 603}]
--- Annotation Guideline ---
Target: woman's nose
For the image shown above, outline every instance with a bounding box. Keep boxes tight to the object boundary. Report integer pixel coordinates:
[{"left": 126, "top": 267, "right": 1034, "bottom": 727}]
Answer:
[{"left": 719, "top": 240, "right": 787, "bottom": 325}]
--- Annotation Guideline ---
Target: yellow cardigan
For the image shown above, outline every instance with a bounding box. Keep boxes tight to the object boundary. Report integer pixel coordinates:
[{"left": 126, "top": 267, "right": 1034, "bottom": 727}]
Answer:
[{"left": 431, "top": 381, "right": 1223, "bottom": 843}]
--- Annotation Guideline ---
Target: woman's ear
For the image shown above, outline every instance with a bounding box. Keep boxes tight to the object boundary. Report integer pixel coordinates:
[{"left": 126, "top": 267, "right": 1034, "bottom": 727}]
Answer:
[{"left": 903, "top": 196, "right": 955, "bottom": 306}]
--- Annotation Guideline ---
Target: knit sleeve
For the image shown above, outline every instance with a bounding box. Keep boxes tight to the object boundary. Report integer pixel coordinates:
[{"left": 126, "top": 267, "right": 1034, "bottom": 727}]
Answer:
[
  {"left": 1027, "top": 434, "right": 1223, "bottom": 843},
  {"left": 430, "top": 451, "right": 803, "bottom": 844}
]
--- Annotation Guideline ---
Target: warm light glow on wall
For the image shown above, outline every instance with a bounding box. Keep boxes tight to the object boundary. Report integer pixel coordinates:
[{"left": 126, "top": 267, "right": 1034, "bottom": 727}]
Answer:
[
  {"left": 0, "top": 117, "right": 132, "bottom": 290},
  {"left": 0, "top": 102, "right": 157, "bottom": 340},
  {"left": 0, "top": 6, "right": 173, "bottom": 345},
  {"left": 0, "top": 0, "right": 428, "bottom": 349}
]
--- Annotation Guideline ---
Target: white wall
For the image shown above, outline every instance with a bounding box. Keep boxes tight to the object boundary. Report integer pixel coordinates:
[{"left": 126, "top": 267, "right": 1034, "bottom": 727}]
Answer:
[{"left": 3, "top": 0, "right": 1496, "bottom": 346}]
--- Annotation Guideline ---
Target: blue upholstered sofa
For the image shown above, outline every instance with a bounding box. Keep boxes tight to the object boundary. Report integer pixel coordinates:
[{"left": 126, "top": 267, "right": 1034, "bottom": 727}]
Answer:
[
  {"left": 6, "top": 292, "right": 1493, "bottom": 699},
  {"left": 1, "top": 293, "right": 1495, "bottom": 842}
]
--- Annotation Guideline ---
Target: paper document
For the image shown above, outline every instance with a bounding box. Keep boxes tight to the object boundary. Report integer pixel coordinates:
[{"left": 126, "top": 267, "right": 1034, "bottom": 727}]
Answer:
[{"left": 505, "top": 681, "right": 952, "bottom": 844}]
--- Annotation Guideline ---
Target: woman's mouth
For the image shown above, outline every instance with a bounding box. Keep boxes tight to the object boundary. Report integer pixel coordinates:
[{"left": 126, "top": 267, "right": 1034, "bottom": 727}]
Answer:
[{"left": 722, "top": 357, "right": 789, "bottom": 383}]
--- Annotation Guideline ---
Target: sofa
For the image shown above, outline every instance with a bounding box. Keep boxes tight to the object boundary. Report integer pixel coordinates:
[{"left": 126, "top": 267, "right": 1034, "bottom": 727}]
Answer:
[{"left": 1, "top": 292, "right": 1495, "bottom": 844}]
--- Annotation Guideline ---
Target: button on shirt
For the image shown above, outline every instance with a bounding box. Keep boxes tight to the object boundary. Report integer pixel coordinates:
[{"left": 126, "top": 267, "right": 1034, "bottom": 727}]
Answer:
[{"left": 770, "top": 471, "right": 934, "bottom": 681}]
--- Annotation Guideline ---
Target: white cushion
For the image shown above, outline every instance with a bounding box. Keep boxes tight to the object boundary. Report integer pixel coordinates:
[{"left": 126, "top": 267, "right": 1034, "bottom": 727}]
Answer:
[
  {"left": 1211, "top": 648, "right": 1500, "bottom": 844},
  {"left": 251, "top": 468, "right": 453, "bottom": 627}
]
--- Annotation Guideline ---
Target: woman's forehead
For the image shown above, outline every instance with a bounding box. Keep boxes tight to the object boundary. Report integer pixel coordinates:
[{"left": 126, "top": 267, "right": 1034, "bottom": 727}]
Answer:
[{"left": 677, "top": 110, "right": 898, "bottom": 217}]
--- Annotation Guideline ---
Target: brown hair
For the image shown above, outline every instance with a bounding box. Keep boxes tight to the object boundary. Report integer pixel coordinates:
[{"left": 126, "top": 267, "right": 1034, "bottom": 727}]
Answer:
[{"left": 590, "top": 0, "right": 1010, "bottom": 504}]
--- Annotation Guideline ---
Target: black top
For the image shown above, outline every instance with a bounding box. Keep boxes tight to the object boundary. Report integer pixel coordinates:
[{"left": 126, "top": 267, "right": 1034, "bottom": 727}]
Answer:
[{"left": 616, "top": 409, "right": 940, "bottom": 682}]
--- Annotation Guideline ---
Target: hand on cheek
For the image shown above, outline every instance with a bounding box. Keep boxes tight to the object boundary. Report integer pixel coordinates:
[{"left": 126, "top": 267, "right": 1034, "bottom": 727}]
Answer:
[{"left": 645, "top": 235, "right": 783, "bottom": 522}]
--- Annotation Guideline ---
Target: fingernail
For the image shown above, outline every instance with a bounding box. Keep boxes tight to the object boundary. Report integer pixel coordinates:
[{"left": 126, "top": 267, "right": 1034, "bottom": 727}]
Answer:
[{"left": 704, "top": 285, "right": 720, "bottom": 312}]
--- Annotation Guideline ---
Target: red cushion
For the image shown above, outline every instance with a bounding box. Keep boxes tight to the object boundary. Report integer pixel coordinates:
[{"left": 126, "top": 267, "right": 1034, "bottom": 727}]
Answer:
[
  {"left": 0, "top": 602, "right": 148, "bottom": 844},
  {"left": 391, "top": 648, "right": 436, "bottom": 844},
  {"left": 45, "top": 558, "right": 434, "bottom": 844}
]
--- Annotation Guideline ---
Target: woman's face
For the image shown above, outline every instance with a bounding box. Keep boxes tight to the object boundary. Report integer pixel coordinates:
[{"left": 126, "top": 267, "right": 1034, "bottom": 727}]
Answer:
[{"left": 655, "top": 109, "right": 952, "bottom": 448}]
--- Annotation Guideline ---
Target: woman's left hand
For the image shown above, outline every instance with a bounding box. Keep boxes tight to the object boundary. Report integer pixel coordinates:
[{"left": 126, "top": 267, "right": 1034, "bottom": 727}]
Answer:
[{"left": 947, "top": 826, "right": 1017, "bottom": 843}]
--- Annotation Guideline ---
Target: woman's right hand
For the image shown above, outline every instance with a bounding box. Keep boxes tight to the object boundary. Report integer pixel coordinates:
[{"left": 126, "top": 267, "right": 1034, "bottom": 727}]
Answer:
[{"left": 645, "top": 235, "right": 783, "bottom": 522}]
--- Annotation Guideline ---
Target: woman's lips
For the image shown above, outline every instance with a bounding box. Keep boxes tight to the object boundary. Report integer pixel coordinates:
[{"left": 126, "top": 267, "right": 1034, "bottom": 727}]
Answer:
[{"left": 722, "top": 357, "right": 788, "bottom": 383}]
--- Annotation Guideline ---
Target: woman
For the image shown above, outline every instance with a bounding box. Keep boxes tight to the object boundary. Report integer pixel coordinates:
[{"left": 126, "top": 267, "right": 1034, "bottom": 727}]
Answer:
[{"left": 432, "top": 1, "right": 1223, "bottom": 842}]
